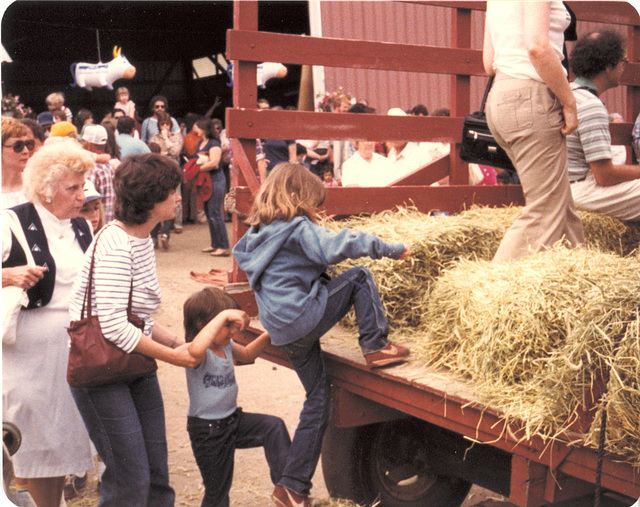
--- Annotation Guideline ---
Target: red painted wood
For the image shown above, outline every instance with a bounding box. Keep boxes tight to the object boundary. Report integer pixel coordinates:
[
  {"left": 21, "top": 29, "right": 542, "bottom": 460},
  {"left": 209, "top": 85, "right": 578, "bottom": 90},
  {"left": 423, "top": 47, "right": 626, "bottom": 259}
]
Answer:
[
  {"left": 565, "top": 1, "right": 640, "bottom": 25},
  {"left": 226, "top": 29, "right": 485, "bottom": 76},
  {"left": 226, "top": 109, "right": 464, "bottom": 143},
  {"left": 509, "top": 456, "right": 547, "bottom": 507},
  {"left": 417, "top": 1, "right": 640, "bottom": 25},
  {"left": 321, "top": 185, "right": 524, "bottom": 215},
  {"left": 231, "top": 2, "right": 257, "bottom": 110},
  {"left": 389, "top": 154, "right": 450, "bottom": 187},
  {"left": 228, "top": 138, "right": 259, "bottom": 193}
]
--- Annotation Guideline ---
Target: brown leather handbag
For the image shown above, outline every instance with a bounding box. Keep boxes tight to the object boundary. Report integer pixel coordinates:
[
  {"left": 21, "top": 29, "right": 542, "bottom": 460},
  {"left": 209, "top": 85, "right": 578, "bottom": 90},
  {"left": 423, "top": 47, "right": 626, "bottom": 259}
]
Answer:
[{"left": 66, "top": 227, "right": 157, "bottom": 388}]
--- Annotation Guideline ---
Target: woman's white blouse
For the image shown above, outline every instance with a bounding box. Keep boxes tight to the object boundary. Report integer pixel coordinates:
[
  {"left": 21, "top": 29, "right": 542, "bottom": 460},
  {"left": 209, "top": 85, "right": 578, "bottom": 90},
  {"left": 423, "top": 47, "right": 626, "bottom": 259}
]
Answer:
[{"left": 486, "top": 1, "right": 570, "bottom": 82}]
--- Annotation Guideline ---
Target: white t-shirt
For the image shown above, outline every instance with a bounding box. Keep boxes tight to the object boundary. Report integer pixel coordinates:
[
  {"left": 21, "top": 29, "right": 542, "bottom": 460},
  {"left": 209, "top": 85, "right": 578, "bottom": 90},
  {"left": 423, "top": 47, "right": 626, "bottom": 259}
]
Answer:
[
  {"left": 2, "top": 190, "right": 27, "bottom": 209},
  {"left": 486, "top": 1, "right": 570, "bottom": 81},
  {"left": 341, "top": 152, "right": 392, "bottom": 187}
]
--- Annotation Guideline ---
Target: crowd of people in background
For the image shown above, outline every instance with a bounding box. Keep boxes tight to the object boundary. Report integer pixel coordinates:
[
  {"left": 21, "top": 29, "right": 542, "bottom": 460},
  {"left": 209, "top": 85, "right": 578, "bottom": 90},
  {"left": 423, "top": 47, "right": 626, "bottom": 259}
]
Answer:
[
  {"left": 2, "top": 85, "right": 520, "bottom": 273},
  {"left": 253, "top": 95, "right": 509, "bottom": 192},
  {"left": 2, "top": 88, "right": 237, "bottom": 258}
]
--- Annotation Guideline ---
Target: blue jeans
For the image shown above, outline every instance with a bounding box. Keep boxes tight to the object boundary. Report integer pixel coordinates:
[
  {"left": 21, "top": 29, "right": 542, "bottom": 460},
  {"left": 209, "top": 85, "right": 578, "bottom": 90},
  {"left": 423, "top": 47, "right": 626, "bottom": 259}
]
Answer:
[
  {"left": 278, "top": 266, "right": 389, "bottom": 495},
  {"left": 187, "top": 408, "right": 291, "bottom": 507},
  {"left": 70, "top": 374, "right": 175, "bottom": 507},
  {"left": 204, "top": 170, "right": 229, "bottom": 249}
]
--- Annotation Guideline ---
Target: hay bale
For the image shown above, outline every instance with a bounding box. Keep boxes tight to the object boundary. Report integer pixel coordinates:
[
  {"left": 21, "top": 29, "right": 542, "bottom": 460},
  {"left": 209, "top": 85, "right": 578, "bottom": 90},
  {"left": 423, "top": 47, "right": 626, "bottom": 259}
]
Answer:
[
  {"left": 323, "top": 207, "right": 640, "bottom": 462},
  {"left": 579, "top": 211, "right": 640, "bottom": 256},
  {"left": 325, "top": 206, "right": 639, "bottom": 330},
  {"left": 325, "top": 207, "right": 514, "bottom": 329},
  {"left": 584, "top": 316, "right": 640, "bottom": 468},
  {"left": 414, "top": 246, "right": 640, "bottom": 457}
]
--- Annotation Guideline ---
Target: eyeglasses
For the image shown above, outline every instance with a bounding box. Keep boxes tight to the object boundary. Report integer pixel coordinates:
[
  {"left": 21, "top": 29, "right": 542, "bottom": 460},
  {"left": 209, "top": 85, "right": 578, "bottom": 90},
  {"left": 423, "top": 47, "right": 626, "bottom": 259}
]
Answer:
[{"left": 3, "top": 139, "right": 36, "bottom": 153}]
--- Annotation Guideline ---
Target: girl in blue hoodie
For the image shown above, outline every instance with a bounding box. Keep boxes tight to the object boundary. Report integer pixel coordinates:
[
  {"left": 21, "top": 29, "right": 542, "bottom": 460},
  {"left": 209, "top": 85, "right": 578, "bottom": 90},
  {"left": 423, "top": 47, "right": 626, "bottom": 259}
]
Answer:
[{"left": 233, "top": 163, "right": 411, "bottom": 506}]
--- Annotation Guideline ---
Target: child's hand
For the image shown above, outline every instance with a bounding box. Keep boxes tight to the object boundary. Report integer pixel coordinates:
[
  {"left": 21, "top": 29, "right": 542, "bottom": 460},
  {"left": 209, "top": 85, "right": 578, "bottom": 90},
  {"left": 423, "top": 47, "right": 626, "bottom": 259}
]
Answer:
[
  {"left": 223, "top": 309, "right": 250, "bottom": 331},
  {"left": 399, "top": 245, "right": 412, "bottom": 260}
]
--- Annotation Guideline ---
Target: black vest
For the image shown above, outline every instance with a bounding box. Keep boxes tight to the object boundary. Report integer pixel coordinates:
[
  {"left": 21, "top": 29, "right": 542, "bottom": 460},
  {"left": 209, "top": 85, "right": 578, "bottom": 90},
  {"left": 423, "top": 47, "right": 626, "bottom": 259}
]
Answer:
[{"left": 4, "top": 202, "right": 92, "bottom": 309}]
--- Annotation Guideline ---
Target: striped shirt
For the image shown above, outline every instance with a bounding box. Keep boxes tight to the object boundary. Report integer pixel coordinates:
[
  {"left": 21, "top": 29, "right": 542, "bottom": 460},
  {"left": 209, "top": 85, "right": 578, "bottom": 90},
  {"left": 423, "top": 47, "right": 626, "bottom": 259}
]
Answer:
[
  {"left": 69, "top": 224, "right": 160, "bottom": 353},
  {"left": 567, "top": 83, "right": 612, "bottom": 182}
]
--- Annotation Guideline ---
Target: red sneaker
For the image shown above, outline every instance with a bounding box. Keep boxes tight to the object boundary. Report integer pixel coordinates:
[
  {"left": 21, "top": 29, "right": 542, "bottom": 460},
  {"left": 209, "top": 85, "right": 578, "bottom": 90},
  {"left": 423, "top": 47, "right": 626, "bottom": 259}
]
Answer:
[
  {"left": 365, "top": 342, "right": 410, "bottom": 368},
  {"left": 271, "top": 485, "right": 310, "bottom": 507}
]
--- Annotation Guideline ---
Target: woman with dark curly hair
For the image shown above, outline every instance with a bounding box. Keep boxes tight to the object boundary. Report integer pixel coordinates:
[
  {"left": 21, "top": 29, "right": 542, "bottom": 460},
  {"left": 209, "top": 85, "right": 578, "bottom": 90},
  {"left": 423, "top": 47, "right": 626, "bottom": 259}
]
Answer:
[{"left": 69, "top": 153, "right": 198, "bottom": 506}]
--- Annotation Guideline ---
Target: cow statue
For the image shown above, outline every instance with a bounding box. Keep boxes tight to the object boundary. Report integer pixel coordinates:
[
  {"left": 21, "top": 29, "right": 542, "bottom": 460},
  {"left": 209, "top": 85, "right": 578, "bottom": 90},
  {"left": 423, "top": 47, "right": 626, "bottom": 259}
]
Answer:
[
  {"left": 70, "top": 46, "right": 136, "bottom": 91},
  {"left": 225, "top": 62, "right": 287, "bottom": 88}
]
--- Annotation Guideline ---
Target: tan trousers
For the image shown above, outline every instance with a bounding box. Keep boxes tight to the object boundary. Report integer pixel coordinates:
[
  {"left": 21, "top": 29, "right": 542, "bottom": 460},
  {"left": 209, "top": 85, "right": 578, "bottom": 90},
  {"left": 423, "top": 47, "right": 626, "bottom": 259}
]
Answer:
[{"left": 486, "top": 74, "right": 584, "bottom": 261}]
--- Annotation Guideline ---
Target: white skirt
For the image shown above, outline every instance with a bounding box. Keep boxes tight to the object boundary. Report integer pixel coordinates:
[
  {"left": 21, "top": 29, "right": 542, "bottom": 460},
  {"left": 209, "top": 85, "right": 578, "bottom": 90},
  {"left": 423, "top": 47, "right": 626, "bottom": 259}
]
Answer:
[{"left": 3, "top": 304, "right": 93, "bottom": 478}]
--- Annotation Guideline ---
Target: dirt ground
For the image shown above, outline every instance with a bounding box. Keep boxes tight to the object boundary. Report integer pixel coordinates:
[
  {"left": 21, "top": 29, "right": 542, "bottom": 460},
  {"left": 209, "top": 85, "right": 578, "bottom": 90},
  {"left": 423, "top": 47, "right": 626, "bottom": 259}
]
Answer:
[{"left": 65, "top": 221, "right": 511, "bottom": 507}]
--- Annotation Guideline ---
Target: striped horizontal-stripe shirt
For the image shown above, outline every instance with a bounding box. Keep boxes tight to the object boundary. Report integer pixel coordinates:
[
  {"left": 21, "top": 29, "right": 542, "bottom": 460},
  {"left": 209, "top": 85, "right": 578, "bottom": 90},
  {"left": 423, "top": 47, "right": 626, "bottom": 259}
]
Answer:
[
  {"left": 567, "top": 84, "right": 612, "bottom": 182},
  {"left": 69, "top": 224, "right": 160, "bottom": 353}
]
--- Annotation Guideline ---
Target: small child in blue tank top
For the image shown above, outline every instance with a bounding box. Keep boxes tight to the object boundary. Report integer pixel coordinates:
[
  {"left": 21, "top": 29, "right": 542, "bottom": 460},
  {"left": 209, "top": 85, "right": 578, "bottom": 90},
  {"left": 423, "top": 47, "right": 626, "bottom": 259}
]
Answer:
[{"left": 183, "top": 287, "right": 291, "bottom": 507}]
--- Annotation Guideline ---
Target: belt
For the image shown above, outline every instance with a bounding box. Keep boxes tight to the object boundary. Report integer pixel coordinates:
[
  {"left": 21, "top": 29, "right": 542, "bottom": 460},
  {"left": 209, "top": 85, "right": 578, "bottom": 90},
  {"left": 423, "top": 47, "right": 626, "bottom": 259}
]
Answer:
[
  {"left": 188, "top": 410, "right": 239, "bottom": 430},
  {"left": 570, "top": 177, "right": 586, "bottom": 184}
]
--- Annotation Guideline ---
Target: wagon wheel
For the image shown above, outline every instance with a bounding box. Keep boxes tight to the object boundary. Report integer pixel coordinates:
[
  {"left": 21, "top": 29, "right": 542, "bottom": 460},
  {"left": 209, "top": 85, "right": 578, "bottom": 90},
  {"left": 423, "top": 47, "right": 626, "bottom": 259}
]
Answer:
[{"left": 322, "top": 419, "right": 472, "bottom": 507}]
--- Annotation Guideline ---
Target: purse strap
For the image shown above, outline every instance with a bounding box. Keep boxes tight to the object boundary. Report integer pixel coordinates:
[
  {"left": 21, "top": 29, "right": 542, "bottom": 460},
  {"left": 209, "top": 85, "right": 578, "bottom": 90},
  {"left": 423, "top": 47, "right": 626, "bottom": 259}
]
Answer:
[
  {"left": 5, "top": 209, "right": 37, "bottom": 268},
  {"left": 80, "top": 224, "right": 135, "bottom": 321},
  {"left": 479, "top": 75, "right": 495, "bottom": 114}
]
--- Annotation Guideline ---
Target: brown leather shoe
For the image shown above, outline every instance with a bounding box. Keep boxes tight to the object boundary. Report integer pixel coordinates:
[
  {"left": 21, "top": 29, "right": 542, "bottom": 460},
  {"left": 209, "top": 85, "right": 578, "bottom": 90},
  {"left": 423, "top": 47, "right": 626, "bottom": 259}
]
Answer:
[
  {"left": 364, "top": 342, "right": 410, "bottom": 368},
  {"left": 271, "top": 485, "right": 310, "bottom": 507}
]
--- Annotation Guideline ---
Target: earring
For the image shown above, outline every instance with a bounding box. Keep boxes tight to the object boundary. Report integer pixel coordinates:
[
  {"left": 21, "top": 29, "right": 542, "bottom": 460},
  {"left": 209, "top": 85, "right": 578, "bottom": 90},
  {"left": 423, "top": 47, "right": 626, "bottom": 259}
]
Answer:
[{"left": 45, "top": 197, "right": 52, "bottom": 203}]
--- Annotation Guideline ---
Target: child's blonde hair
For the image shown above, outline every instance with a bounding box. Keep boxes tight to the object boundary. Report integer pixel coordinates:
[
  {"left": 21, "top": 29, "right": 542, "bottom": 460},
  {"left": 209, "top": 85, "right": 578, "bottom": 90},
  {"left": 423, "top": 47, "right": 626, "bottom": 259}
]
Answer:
[
  {"left": 245, "top": 163, "right": 326, "bottom": 226},
  {"left": 45, "top": 92, "right": 65, "bottom": 107},
  {"left": 116, "top": 87, "right": 130, "bottom": 100}
]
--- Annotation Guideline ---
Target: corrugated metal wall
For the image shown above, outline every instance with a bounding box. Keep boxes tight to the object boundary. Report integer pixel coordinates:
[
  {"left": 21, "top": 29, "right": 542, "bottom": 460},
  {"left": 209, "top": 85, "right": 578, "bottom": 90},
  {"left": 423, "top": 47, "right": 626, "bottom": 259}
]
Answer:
[
  {"left": 320, "top": 1, "right": 467, "bottom": 114},
  {"left": 319, "top": 2, "right": 630, "bottom": 119}
]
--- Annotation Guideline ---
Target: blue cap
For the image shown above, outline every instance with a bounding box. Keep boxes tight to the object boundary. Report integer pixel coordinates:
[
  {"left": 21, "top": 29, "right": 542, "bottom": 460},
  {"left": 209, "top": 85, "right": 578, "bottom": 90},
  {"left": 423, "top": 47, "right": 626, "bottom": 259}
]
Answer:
[{"left": 37, "top": 112, "right": 54, "bottom": 126}]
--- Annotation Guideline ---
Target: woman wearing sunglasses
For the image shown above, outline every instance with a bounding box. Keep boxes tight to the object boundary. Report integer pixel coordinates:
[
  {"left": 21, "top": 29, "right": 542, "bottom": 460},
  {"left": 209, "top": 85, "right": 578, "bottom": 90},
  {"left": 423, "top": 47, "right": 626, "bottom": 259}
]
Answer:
[{"left": 2, "top": 117, "right": 36, "bottom": 209}]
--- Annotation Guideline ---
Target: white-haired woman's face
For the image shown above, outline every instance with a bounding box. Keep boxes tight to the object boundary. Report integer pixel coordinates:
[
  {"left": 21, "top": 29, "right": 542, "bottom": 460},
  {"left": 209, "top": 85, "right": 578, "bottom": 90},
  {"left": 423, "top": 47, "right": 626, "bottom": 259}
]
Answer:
[{"left": 43, "top": 170, "right": 86, "bottom": 220}]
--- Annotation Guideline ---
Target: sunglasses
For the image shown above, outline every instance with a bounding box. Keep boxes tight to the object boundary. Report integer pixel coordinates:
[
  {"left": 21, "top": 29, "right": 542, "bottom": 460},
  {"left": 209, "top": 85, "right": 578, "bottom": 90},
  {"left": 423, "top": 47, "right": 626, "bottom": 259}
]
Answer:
[
  {"left": 4, "top": 139, "right": 36, "bottom": 153},
  {"left": 154, "top": 104, "right": 166, "bottom": 109}
]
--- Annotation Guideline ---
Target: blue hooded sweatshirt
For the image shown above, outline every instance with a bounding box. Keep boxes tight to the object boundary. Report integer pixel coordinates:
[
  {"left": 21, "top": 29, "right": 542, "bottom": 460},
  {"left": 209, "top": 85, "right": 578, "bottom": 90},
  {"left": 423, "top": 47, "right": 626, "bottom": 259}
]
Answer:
[{"left": 232, "top": 216, "right": 405, "bottom": 346}]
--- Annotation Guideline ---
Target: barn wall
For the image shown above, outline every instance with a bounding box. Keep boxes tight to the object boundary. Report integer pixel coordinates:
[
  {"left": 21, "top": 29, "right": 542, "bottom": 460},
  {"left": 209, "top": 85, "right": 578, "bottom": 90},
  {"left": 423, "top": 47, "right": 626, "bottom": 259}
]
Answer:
[{"left": 318, "top": 1, "right": 633, "bottom": 119}]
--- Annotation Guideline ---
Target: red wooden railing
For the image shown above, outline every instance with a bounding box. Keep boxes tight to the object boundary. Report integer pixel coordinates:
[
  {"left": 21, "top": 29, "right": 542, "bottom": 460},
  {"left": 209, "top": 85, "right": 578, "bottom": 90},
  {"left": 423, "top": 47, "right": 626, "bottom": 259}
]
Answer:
[{"left": 225, "top": 1, "right": 640, "bottom": 283}]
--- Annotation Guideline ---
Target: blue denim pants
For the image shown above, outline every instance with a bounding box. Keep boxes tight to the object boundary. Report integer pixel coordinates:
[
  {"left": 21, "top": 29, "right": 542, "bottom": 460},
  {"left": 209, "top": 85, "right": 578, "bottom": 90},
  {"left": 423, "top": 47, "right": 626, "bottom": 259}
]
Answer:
[
  {"left": 204, "top": 170, "right": 229, "bottom": 250},
  {"left": 187, "top": 408, "right": 291, "bottom": 507},
  {"left": 278, "top": 266, "right": 389, "bottom": 496},
  {"left": 70, "top": 374, "right": 174, "bottom": 507}
]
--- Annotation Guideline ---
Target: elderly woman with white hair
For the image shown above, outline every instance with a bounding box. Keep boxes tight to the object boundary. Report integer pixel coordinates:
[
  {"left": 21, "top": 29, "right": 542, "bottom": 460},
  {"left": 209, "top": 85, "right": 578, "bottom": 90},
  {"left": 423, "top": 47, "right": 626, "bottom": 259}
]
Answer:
[{"left": 2, "top": 139, "right": 94, "bottom": 507}]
